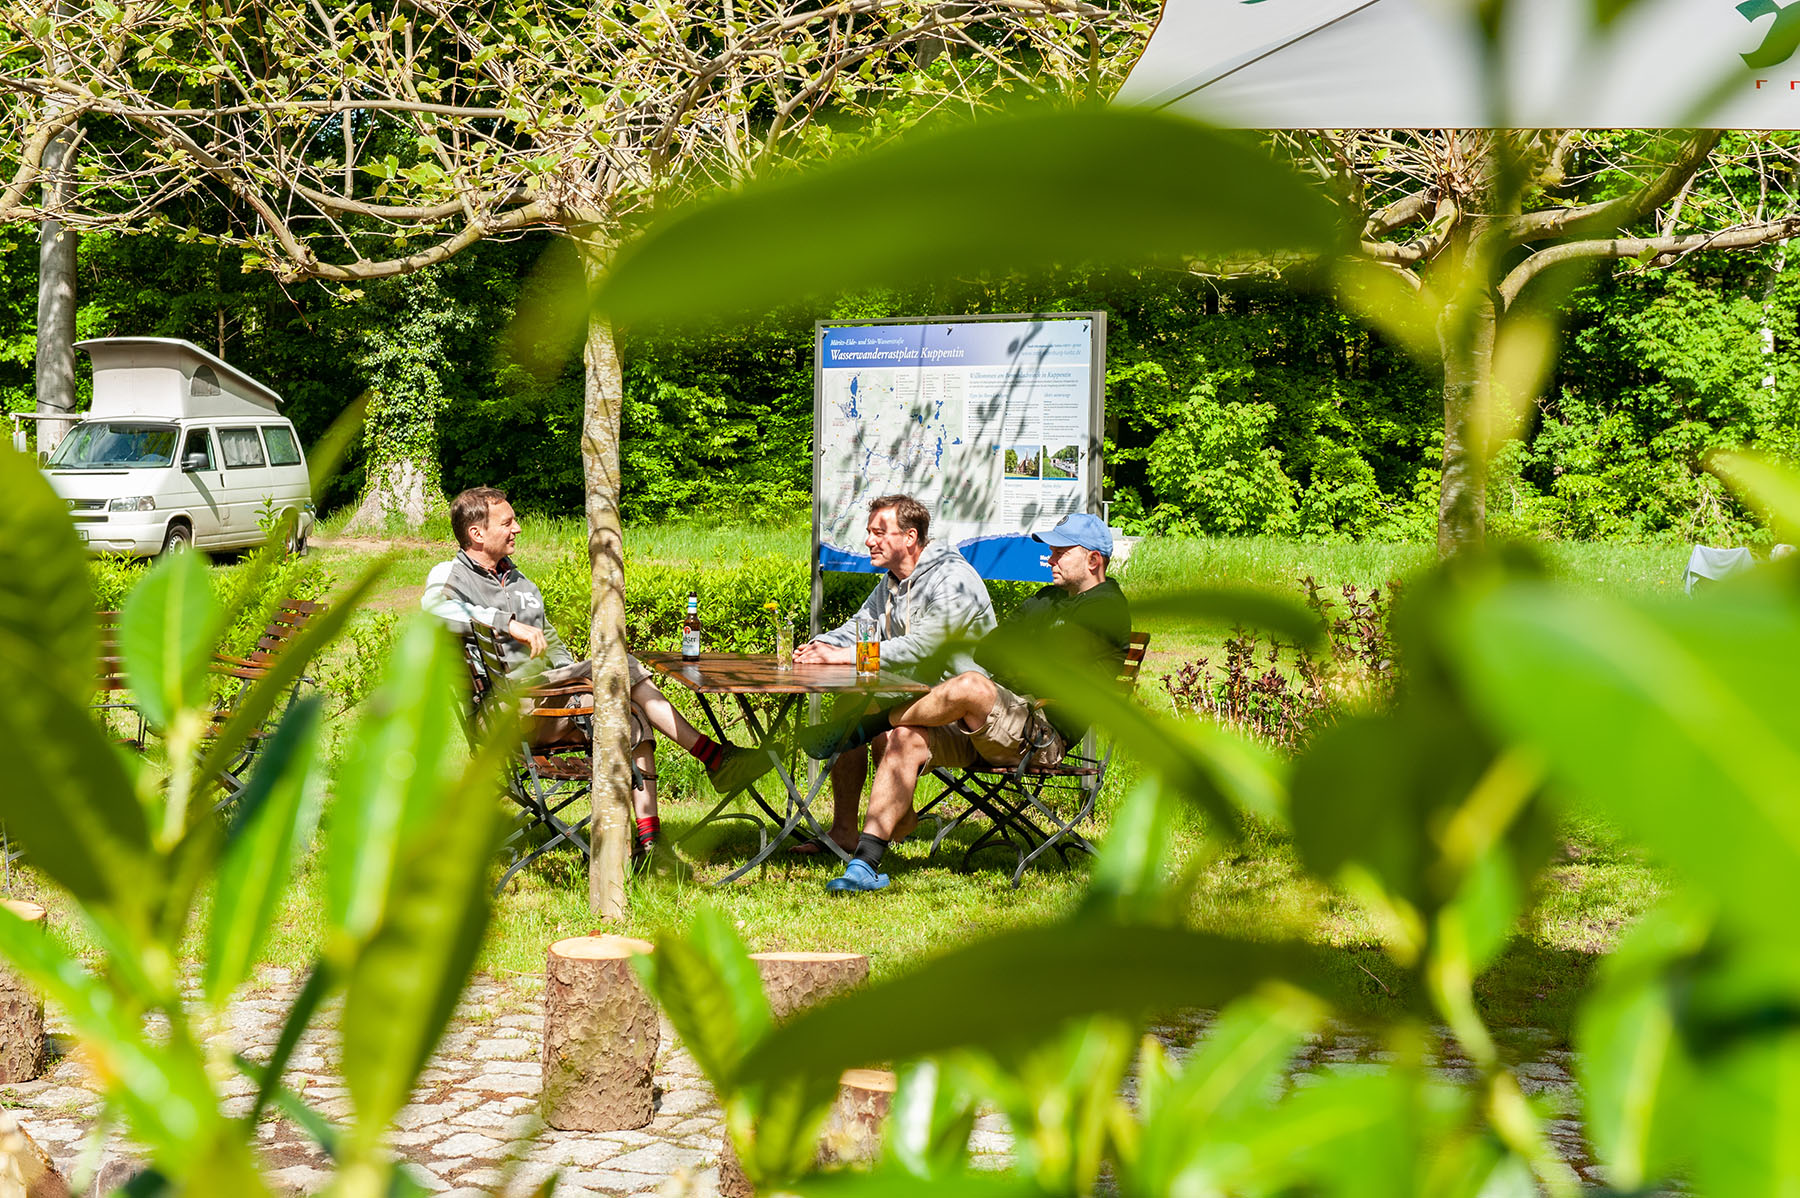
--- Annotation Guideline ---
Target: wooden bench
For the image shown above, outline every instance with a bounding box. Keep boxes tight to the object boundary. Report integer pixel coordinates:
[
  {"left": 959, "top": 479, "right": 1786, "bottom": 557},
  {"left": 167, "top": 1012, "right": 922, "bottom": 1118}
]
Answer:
[{"left": 210, "top": 598, "right": 328, "bottom": 794}]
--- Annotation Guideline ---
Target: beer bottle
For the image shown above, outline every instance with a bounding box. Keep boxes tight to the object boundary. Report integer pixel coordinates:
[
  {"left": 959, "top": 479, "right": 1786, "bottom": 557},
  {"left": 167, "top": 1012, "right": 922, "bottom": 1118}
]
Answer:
[{"left": 681, "top": 590, "right": 702, "bottom": 660}]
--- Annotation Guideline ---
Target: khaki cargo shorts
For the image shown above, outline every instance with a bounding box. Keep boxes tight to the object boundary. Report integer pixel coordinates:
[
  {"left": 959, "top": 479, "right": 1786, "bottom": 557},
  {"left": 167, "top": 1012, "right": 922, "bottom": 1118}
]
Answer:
[
  {"left": 923, "top": 681, "right": 1065, "bottom": 771},
  {"left": 528, "top": 654, "right": 652, "bottom": 749}
]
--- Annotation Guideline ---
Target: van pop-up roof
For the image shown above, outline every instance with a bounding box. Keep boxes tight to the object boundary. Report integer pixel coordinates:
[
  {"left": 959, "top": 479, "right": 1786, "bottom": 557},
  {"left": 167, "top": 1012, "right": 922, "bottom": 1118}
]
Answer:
[{"left": 76, "top": 337, "right": 284, "bottom": 420}]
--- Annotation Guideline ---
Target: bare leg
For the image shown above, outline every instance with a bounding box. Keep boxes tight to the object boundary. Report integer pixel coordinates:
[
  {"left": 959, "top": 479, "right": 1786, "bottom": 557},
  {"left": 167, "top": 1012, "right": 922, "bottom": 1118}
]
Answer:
[
  {"left": 866, "top": 726, "right": 933, "bottom": 840},
  {"left": 825, "top": 740, "right": 875, "bottom": 851},
  {"left": 630, "top": 739, "right": 657, "bottom": 820},
  {"left": 631, "top": 678, "right": 711, "bottom": 751},
  {"left": 886, "top": 672, "right": 998, "bottom": 733}
]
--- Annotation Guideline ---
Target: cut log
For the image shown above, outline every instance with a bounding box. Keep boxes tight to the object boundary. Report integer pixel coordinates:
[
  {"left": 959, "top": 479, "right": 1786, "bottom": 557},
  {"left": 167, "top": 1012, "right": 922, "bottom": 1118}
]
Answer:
[
  {"left": 541, "top": 934, "right": 659, "bottom": 1132},
  {"left": 718, "top": 954, "right": 879, "bottom": 1196},
  {"left": 818, "top": 1068, "right": 897, "bottom": 1167},
  {"left": 749, "top": 952, "right": 868, "bottom": 1022},
  {"left": 717, "top": 1069, "right": 898, "bottom": 1198},
  {"left": 0, "top": 903, "right": 46, "bottom": 1084},
  {"left": 0, "top": 1110, "right": 69, "bottom": 1198}
]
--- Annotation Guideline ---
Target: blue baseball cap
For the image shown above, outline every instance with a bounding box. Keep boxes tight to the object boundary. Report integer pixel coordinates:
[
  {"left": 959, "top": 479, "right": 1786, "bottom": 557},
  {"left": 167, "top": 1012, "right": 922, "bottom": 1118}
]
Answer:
[{"left": 1033, "top": 512, "right": 1113, "bottom": 557}]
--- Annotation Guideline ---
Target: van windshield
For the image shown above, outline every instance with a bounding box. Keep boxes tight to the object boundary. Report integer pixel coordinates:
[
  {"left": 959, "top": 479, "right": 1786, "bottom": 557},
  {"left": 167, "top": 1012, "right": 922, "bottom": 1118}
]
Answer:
[{"left": 46, "top": 422, "right": 179, "bottom": 469}]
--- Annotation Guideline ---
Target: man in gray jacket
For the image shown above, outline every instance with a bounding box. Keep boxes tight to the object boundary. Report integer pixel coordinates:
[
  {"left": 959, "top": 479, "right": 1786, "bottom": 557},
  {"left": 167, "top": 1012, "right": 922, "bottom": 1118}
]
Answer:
[
  {"left": 424, "top": 486, "right": 771, "bottom": 862},
  {"left": 792, "top": 494, "right": 996, "bottom": 872}
]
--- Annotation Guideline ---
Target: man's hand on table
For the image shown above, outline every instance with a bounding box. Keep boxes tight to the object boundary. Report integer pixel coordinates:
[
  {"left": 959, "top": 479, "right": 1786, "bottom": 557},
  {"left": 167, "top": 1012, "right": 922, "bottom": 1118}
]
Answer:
[
  {"left": 793, "top": 641, "right": 854, "bottom": 665},
  {"left": 507, "top": 619, "right": 548, "bottom": 658}
]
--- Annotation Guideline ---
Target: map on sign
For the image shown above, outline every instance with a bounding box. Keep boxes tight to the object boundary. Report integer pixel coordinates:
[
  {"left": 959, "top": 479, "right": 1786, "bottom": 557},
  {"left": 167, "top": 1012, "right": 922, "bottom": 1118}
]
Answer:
[{"left": 814, "top": 316, "right": 1102, "bottom": 582}]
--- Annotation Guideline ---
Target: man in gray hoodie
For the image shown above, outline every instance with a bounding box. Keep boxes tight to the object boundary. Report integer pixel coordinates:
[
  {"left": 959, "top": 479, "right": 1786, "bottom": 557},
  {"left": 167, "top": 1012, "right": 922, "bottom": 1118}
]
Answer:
[
  {"left": 423, "top": 486, "right": 772, "bottom": 862},
  {"left": 793, "top": 494, "right": 996, "bottom": 867}
]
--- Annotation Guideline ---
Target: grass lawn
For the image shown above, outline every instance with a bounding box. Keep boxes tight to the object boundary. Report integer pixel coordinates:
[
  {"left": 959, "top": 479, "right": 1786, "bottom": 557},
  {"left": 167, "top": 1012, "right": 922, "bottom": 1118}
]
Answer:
[{"left": 33, "top": 523, "right": 1685, "bottom": 1040}]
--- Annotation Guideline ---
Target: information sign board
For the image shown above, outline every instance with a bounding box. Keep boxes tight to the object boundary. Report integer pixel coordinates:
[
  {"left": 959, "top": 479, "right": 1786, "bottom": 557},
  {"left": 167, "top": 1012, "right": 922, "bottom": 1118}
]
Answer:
[{"left": 810, "top": 313, "right": 1105, "bottom": 592}]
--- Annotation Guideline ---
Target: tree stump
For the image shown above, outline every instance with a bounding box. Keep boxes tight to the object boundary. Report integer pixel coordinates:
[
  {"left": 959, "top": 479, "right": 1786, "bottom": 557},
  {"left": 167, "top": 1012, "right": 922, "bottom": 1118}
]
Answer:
[
  {"left": 717, "top": 1069, "right": 897, "bottom": 1198},
  {"left": 750, "top": 952, "right": 868, "bottom": 1022},
  {"left": 0, "top": 1111, "right": 68, "bottom": 1198},
  {"left": 0, "top": 902, "right": 46, "bottom": 1084},
  {"left": 717, "top": 952, "right": 876, "bottom": 1197},
  {"left": 541, "top": 934, "right": 659, "bottom": 1132}
]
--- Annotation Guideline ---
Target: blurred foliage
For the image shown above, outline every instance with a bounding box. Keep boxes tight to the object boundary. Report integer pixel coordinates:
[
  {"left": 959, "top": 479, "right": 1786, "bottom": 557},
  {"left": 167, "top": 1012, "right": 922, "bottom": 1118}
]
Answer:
[{"left": 0, "top": 442, "right": 520, "bottom": 1196}]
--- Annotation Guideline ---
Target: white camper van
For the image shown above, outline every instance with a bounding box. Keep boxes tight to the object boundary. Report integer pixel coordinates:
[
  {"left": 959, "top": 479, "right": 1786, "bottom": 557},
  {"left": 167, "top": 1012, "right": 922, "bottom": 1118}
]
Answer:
[{"left": 43, "top": 338, "right": 315, "bottom": 557}]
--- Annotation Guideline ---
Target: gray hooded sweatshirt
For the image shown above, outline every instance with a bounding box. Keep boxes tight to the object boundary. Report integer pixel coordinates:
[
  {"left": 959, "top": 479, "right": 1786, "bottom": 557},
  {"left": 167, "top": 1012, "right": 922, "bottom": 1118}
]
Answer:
[{"left": 815, "top": 540, "right": 996, "bottom": 682}]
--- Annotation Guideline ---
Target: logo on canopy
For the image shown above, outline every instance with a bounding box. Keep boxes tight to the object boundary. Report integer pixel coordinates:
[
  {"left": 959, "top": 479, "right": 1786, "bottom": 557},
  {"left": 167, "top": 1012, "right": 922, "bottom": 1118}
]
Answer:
[{"left": 1741, "top": 0, "right": 1800, "bottom": 69}]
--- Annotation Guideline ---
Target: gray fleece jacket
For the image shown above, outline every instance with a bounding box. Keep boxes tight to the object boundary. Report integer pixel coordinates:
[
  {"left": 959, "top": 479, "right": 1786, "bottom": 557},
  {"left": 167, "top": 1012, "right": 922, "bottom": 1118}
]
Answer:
[
  {"left": 816, "top": 540, "right": 996, "bottom": 682},
  {"left": 422, "top": 551, "right": 575, "bottom": 676}
]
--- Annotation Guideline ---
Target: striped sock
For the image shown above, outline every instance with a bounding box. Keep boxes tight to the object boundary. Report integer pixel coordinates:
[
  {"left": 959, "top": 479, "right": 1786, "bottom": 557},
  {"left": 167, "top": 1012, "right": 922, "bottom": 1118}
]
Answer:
[
  {"left": 689, "top": 735, "right": 725, "bottom": 772},
  {"left": 634, "top": 816, "right": 660, "bottom": 854}
]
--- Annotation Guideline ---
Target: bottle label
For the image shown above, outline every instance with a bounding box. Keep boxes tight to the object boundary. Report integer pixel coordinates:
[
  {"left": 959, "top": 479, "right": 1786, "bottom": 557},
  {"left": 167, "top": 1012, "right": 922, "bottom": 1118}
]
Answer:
[{"left": 682, "top": 630, "right": 701, "bottom": 656}]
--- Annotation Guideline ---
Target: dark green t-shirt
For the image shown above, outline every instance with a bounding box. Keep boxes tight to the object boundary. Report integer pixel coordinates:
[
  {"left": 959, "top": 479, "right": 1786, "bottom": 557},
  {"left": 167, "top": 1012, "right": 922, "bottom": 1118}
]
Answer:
[{"left": 975, "top": 577, "right": 1132, "bottom": 743}]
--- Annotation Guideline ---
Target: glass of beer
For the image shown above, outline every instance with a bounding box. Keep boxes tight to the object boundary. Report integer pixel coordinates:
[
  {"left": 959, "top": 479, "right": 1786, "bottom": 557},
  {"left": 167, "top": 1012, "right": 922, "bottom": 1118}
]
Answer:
[{"left": 855, "top": 615, "right": 880, "bottom": 678}]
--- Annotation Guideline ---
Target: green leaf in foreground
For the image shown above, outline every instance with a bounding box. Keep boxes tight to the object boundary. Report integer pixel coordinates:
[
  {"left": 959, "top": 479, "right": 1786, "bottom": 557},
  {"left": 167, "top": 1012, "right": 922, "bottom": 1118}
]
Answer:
[
  {"left": 338, "top": 628, "right": 506, "bottom": 1148},
  {"left": 985, "top": 637, "right": 1287, "bottom": 828},
  {"left": 0, "top": 444, "right": 97, "bottom": 707},
  {"left": 0, "top": 671, "right": 153, "bottom": 914},
  {"left": 1127, "top": 586, "right": 1327, "bottom": 651},
  {"left": 1448, "top": 581, "right": 1800, "bottom": 944},
  {"left": 204, "top": 696, "right": 326, "bottom": 1006},
  {"left": 636, "top": 907, "right": 770, "bottom": 1085},
  {"left": 119, "top": 548, "right": 219, "bottom": 731},
  {"left": 1710, "top": 449, "right": 1800, "bottom": 544},
  {"left": 736, "top": 923, "right": 1319, "bottom": 1090},
  {"left": 324, "top": 615, "right": 469, "bottom": 941},
  {"left": 595, "top": 107, "right": 1345, "bottom": 327}
]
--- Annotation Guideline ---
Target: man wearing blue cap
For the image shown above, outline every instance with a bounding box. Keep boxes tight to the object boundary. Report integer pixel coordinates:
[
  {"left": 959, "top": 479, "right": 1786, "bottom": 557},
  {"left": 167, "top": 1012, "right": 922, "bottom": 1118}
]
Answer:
[{"left": 808, "top": 511, "right": 1132, "bottom": 893}]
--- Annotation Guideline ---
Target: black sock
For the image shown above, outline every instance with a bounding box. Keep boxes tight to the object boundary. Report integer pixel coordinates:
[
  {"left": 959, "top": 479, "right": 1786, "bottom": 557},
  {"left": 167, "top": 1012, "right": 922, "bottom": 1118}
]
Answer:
[{"left": 852, "top": 833, "right": 888, "bottom": 870}]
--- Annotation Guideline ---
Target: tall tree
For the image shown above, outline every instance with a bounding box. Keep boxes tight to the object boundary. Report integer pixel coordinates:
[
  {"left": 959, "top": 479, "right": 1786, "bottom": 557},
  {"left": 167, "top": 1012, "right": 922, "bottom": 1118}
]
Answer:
[
  {"left": 28, "top": 0, "right": 76, "bottom": 450},
  {"left": 1292, "top": 129, "right": 1800, "bottom": 554},
  {"left": 0, "top": 0, "right": 1140, "bottom": 913}
]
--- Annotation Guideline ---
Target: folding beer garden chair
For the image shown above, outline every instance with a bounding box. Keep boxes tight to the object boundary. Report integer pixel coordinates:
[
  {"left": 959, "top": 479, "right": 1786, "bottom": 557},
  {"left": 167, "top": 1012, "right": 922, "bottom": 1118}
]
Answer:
[
  {"left": 462, "top": 625, "right": 597, "bottom": 894},
  {"left": 924, "top": 632, "right": 1151, "bottom": 888}
]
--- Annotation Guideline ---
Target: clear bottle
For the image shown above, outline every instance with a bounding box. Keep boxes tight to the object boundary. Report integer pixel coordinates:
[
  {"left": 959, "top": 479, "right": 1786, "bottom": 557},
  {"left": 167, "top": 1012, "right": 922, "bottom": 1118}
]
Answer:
[{"left": 681, "top": 590, "right": 702, "bottom": 660}]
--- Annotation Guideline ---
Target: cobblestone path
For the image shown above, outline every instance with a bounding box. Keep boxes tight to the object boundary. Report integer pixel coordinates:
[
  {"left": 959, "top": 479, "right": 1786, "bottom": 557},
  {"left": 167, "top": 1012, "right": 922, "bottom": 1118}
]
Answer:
[{"left": 0, "top": 969, "right": 1602, "bottom": 1196}]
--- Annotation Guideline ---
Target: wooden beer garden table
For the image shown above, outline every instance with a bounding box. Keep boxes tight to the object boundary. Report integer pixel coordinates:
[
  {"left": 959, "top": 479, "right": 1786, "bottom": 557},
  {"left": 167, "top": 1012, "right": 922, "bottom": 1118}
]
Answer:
[{"left": 636, "top": 651, "right": 930, "bottom": 885}]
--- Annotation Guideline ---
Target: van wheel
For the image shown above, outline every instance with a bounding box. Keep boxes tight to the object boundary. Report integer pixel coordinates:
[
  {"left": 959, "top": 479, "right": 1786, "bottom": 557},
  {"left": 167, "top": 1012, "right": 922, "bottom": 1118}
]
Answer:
[
  {"left": 160, "top": 522, "right": 193, "bottom": 556},
  {"left": 284, "top": 517, "right": 307, "bottom": 557}
]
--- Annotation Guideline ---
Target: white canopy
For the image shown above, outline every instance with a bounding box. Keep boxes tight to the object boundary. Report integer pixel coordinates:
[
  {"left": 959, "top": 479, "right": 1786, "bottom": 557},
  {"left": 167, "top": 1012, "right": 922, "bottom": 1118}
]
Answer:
[{"left": 1116, "top": 0, "right": 1799, "bottom": 129}]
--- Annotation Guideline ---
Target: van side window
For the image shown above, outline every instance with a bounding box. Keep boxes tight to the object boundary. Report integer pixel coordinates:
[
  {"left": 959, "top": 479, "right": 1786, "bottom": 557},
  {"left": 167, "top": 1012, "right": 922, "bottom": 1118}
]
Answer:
[
  {"left": 182, "top": 428, "right": 214, "bottom": 470},
  {"left": 262, "top": 425, "right": 303, "bottom": 467},
  {"left": 219, "top": 427, "right": 267, "bottom": 469}
]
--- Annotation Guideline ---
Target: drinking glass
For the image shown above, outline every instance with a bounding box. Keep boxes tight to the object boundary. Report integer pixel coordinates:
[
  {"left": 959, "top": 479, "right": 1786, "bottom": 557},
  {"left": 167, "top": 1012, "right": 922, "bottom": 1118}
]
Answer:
[
  {"left": 855, "top": 615, "right": 880, "bottom": 677},
  {"left": 775, "top": 620, "right": 795, "bottom": 671}
]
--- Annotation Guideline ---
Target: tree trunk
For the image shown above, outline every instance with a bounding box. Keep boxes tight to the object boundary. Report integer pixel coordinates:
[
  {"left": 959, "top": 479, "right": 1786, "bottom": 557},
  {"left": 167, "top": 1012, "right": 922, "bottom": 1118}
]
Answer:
[
  {"left": 34, "top": 88, "right": 76, "bottom": 456},
  {"left": 577, "top": 240, "right": 634, "bottom": 919},
  {"left": 540, "top": 934, "right": 659, "bottom": 1131},
  {"left": 1436, "top": 286, "right": 1496, "bottom": 557},
  {"left": 0, "top": 902, "right": 46, "bottom": 1084},
  {"left": 340, "top": 452, "right": 443, "bottom": 535}
]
